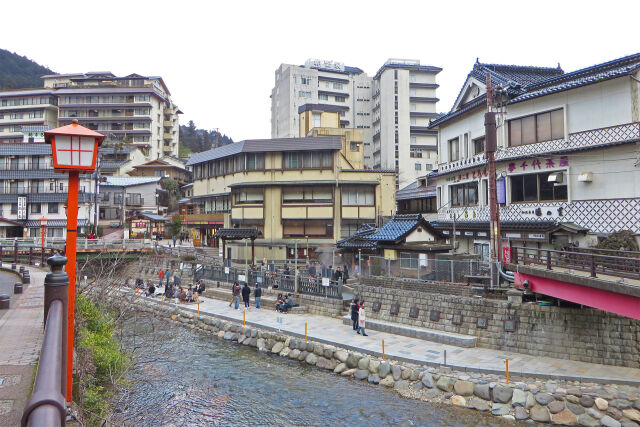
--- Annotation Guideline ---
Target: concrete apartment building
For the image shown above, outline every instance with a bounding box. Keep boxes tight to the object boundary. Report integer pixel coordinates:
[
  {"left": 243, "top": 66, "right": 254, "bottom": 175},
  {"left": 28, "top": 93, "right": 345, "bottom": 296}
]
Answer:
[
  {"left": 0, "top": 127, "right": 95, "bottom": 238},
  {"left": 427, "top": 54, "right": 640, "bottom": 259},
  {"left": 185, "top": 107, "right": 395, "bottom": 260},
  {"left": 0, "top": 90, "right": 58, "bottom": 142},
  {"left": 41, "top": 72, "right": 181, "bottom": 159},
  {"left": 271, "top": 58, "right": 441, "bottom": 189}
]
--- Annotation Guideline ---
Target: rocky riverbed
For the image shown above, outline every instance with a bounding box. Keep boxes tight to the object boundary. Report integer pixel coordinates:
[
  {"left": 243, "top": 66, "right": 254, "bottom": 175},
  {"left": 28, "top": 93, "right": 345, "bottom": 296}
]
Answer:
[{"left": 116, "top": 296, "right": 640, "bottom": 426}]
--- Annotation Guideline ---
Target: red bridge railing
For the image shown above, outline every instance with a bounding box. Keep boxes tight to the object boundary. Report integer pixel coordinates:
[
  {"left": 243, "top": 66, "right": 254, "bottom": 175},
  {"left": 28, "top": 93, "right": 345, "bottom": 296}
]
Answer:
[{"left": 511, "top": 246, "right": 640, "bottom": 280}]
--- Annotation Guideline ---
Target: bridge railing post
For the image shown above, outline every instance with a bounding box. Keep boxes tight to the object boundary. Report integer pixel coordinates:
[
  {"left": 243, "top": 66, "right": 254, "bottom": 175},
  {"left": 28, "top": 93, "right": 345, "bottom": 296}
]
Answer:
[
  {"left": 13, "top": 239, "right": 18, "bottom": 264},
  {"left": 590, "top": 255, "right": 596, "bottom": 278},
  {"left": 546, "top": 250, "right": 552, "bottom": 270}
]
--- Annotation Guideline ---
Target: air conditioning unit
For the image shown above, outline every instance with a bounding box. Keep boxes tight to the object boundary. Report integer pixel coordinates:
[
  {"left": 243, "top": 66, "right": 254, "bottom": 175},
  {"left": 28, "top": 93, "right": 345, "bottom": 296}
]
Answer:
[
  {"left": 548, "top": 172, "right": 563, "bottom": 184},
  {"left": 578, "top": 172, "right": 593, "bottom": 182}
]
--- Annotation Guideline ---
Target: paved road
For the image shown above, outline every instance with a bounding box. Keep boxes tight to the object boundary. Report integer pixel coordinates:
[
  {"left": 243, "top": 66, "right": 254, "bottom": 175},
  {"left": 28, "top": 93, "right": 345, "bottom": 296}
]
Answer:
[
  {"left": 0, "top": 267, "right": 47, "bottom": 425},
  {"left": 139, "top": 287, "right": 640, "bottom": 385}
]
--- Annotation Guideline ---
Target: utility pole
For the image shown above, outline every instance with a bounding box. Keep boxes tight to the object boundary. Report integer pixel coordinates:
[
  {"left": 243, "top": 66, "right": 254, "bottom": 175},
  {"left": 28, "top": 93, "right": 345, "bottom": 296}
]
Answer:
[
  {"left": 484, "top": 73, "right": 502, "bottom": 285},
  {"left": 93, "top": 154, "right": 101, "bottom": 236}
]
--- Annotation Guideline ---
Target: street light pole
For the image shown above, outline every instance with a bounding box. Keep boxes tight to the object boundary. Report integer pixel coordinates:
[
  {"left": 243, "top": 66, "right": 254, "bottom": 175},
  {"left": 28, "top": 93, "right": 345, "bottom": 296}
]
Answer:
[{"left": 305, "top": 235, "right": 309, "bottom": 263}]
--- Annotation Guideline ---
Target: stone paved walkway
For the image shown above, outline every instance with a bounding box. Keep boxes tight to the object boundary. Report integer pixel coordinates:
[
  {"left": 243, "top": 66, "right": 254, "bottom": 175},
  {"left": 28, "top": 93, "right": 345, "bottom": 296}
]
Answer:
[
  {"left": 139, "top": 289, "right": 640, "bottom": 386},
  {"left": 0, "top": 267, "right": 47, "bottom": 426}
]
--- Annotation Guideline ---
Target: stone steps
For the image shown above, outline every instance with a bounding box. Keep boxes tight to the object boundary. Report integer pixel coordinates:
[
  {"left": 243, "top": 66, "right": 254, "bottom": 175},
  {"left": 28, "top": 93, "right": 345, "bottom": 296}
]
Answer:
[{"left": 341, "top": 315, "right": 477, "bottom": 348}]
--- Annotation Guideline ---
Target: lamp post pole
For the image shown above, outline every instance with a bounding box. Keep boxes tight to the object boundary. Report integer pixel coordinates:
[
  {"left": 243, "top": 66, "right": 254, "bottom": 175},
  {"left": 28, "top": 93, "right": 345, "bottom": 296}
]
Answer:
[{"left": 65, "top": 170, "right": 79, "bottom": 403}]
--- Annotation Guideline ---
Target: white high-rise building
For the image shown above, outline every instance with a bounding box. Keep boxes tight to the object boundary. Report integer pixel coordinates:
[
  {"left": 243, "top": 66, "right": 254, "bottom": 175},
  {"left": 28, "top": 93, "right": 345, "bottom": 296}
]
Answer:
[
  {"left": 372, "top": 59, "right": 441, "bottom": 188},
  {"left": 270, "top": 58, "right": 441, "bottom": 188}
]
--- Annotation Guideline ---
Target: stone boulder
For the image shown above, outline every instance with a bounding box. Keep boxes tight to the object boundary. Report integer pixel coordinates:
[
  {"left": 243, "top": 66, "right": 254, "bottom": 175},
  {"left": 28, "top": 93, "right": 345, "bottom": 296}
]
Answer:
[
  {"left": 454, "top": 380, "right": 474, "bottom": 396},
  {"left": 271, "top": 342, "right": 284, "bottom": 354},
  {"left": 305, "top": 353, "right": 318, "bottom": 365},
  {"left": 436, "top": 376, "right": 456, "bottom": 393},
  {"left": 548, "top": 400, "right": 566, "bottom": 414},
  {"left": 354, "top": 369, "right": 369, "bottom": 380},
  {"left": 313, "top": 344, "right": 324, "bottom": 356},
  {"left": 451, "top": 395, "right": 466, "bottom": 407},
  {"left": 622, "top": 409, "right": 640, "bottom": 423},
  {"left": 223, "top": 331, "right": 234, "bottom": 340},
  {"left": 288, "top": 349, "right": 300, "bottom": 360},
  {"left": 315, "top": 357, "right": 331, "bottom": 370},
  {"left": 422, "top": 373, "right": 434, "bottom": 389},
  {"left": 367, "top": 374, "right": 380, "bottom": 385},
  {"left": 334, "top": 350, "right": 348, "bottom": 363},
  {"left": 378, "top": 362, "right": 391, "bottom": 379},
  {"left": 530, "top": 404, "right": 551, "bottom": 423},
  {"left": 536, "top": 393, "right": 555, "bottom": 405},
  {"left": 468, "top": 397, "right": 491, "bottom": 412},
  {"left": 394, "top": 380, "right": 409, "bottom": 391},
  {"left": 474, "top": 383, "right": 491, "bottom": 401},
  {"left": 380, "top": 376, "right": 394, "bottom": 388},
  {"left": 567, "top": 402, "right": 586, "bottom": 415},
  {"left": 580, "top": 396, "right": 595, "bottom": 407},
  {"left": 401, "top": 368, "right": 412, "bottom": 380},
  {"left": 369, "top": 360, "right": 380, "bottom": 374},
  {"left": 493, "top": 384, "right": 513, "bottom": 404},
  {"left": 514, "top": 406, "right": 528, "bottom": 420},
  {"left": 323, "top": 347, "right": 333, "bottom": 359},
  {"left": 334, "top": 363, "right": 347, "bottom": 374},
  {"left": 256, "top": 338, "right": 266, "bottom": 350},
  {"left": 358, "top": 357, "right": 370, "bottom": 371},
  {"left": 600, "top": 415, "right": 622, "bottom": 427},
  {"left": 346, "top": 354, "right": 359, "bottom": 369},
  {"left": 279, "top": 347, "right": 290, "bottom": 358},
  {"left": 512, "top": 389, "right": 527, "bottom": 407},
  {"left": 577, "top": 414, "right": 599, "bottom": 427},
  {"left": 551, "top": 408, "right": 578, "bottom": 425},
  {"left": 341, "top": 368, "right": 356, "bottom": 377},
  {"left": 491, "top": 403, "right": 510, "bottom": 416},
  {"left": 298, "top": 350, "right": 309, "bottom": 361},
  {"left": 595, "top": 398, "right": 609, "bottom": 411},
  {"left": 391, "top": 364, "right": 402, "bottom": 381}
]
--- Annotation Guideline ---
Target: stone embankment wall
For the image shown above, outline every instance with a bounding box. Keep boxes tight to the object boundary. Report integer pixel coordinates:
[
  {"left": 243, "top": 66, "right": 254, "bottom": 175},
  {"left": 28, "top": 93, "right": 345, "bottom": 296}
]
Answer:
[
  {"left": 361, "top": 277, "right": 506, "bottom": 298},
  {"left": 119, "top": 296, "right": 640, "bottom": 426},
  {"left": 354, "top": 282, "right": 640, "bottom": 369}
]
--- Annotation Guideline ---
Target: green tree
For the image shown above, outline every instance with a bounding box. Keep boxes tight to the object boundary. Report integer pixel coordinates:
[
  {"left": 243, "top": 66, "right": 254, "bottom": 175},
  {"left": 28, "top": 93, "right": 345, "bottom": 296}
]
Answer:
[{"left": 170, "top": 214, "right": 182, "bottom": 236}]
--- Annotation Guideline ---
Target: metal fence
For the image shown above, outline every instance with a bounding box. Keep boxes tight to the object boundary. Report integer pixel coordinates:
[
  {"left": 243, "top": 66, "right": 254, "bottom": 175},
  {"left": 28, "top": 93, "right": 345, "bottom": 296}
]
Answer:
[
  {"left": 196, "top": 264, "right": 343, "bottom": 299},
  {"left": 359, "top": 255, "right": 497, "bottom": 286},
  {"left": 0, "top": 237, "right": 151, "bottom": 251}
]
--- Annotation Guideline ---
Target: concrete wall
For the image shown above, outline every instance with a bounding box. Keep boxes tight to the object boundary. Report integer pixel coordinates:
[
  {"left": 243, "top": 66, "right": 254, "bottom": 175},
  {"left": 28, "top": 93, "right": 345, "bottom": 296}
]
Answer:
[{"left": 354, "top": 281, "right": 640, "bottom": 368}]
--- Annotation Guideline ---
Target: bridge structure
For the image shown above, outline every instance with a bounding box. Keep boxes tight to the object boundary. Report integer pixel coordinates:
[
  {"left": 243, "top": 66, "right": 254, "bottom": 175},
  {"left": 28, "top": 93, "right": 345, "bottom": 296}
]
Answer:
[{"left": 504, "top": 246, "right": 640, "bottom": 320}]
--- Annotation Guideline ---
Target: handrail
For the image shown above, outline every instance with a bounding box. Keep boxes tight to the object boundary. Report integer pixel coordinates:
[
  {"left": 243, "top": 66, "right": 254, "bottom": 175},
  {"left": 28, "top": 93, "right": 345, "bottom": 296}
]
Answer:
[
  {"left": 21, "top": 300, "right": 66, "bottom": 427},
  {"left": 21, "top": 254, "right": 69, "bottom": 427},
  {"left": 510, "top": 246, "right": 640, "bottom": 280}
]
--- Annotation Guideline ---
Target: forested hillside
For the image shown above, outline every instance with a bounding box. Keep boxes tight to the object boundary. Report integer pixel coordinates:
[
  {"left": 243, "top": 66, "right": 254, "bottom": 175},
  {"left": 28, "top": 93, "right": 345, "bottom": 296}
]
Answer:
[
  {"left": 179, "top": 120, "right": 234, "bottom": 155},
  {"left": 0, "top": 48, "right": 53, "bottom": 90}
]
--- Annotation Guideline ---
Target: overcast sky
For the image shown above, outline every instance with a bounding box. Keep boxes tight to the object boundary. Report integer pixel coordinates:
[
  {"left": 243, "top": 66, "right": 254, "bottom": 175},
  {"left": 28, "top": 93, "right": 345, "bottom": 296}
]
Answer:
[{"left": 3, "top": 0, "right": 638, "bottom": 141}]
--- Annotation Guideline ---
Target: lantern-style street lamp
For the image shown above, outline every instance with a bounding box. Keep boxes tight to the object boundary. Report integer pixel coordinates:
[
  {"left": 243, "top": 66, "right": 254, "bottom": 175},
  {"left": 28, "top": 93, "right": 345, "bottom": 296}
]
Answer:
[
  {"left": 45, "top": 120, "right": 103, "bottom": 403},
  {"left": 39, "top": 216, "right": 48, "bottom": 249}
]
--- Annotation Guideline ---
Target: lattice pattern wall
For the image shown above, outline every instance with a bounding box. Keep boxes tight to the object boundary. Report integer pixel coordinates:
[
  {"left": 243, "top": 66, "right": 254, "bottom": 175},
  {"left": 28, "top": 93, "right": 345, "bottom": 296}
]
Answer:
[
  {"left": 436, "top": 122, "right": 640, "bottom": 176},
  {"left": 439, "top": 198, "right": 640, "bottom": 234}
]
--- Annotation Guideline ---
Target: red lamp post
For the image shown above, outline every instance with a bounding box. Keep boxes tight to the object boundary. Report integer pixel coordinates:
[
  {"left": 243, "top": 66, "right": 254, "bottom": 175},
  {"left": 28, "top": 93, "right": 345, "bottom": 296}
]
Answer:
[
  {"left": 39, "top": 216, "right": 48, "bottom": 248},
  {"left": 45, "top": 120, "right": 103, "bottom": 403}
]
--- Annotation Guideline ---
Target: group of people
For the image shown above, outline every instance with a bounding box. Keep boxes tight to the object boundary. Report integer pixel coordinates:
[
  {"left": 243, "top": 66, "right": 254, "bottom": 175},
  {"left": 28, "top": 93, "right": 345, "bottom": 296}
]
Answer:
[
  {"left": 306, "top": 262, "right": 350, "bottom": 282},
  {"left": 350, "top": 298, "right": 367, "bottom": 336},
  {"left": 275, "top": 293, "right": 295, "bottom": 313},
  {"left": 154, "top": 268, "right": 205, "bottom": 303},
  {"left": 230, "top": 282, "right": 262, "bottom": 310}
]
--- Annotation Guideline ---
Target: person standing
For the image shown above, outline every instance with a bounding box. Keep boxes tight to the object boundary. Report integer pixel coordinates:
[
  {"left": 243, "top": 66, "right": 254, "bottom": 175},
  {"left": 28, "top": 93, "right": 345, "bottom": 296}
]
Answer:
[
  {"left": 172, "top": 235, "right": 177, "bottom": 247},
  {"left": 241, "top": 282, "right": 251, "bottom": 308},
  {"left": 350, "top": 298, "right": 359, "bottom": 331},
  {"left": 357, "top": 301, "right": 368, "bottom": 336},
  {"left": 254, "top": 285, "right": 262, "bottom": 309},
  {"left": 158, "top": 268, "right": 165, "bottom": 287},
  {"left": 232, "top": 282, "right": 241, "bottom": 310},
  {"left": 343, "top": 263, "right": 349, "bottom": 282},
  {"left": 165, "top": 269, "right": 171, "bottom": 288},
  {"left": 332, "top": 266, "right": 343, "bottom": 282}
]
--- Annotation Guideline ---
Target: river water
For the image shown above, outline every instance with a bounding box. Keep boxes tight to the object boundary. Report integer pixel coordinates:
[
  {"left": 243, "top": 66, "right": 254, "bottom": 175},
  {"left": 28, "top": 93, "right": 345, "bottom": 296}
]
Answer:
[{"left": 114, "top": 319, "right": 510, "bottom": 426}]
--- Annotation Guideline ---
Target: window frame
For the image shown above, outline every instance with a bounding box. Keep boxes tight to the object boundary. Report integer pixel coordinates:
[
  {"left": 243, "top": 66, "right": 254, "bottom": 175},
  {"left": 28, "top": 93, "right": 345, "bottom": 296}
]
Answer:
[
  {"left": 448, "top": 137, "right": 460, "bottom": 162},
  {"left": 509, "top": 171, "right": 568, "bottom": 203},
  {"left": 508, "top": 108, "right": 564, "bottom": 147},
  {"left": 449, "top": 181, "right": 479, "bottom": 207}
]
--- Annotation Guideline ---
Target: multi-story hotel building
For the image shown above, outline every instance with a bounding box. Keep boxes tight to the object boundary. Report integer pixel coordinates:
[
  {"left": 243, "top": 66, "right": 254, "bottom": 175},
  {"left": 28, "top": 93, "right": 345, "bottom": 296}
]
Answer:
[
  {"left": 41, "top": 72, "right": 181, "bottom": 159},
  {"left": 0, "top": 89, "right": 58, "bottom": 142},
  {"left": 427, "top": 54, "right": 640, "bottom": 259},
  {"left": 372, "top": 59, "right": 441, "bottom": 188},
  {"left": 185, "top": 107, "right": 395, "bottom": 260},
  {"left": 270, "top": 58, "right": 441, "bottom": 189},
  {"left": 0, "top": 126, "right": 95, "bottom": 238}
]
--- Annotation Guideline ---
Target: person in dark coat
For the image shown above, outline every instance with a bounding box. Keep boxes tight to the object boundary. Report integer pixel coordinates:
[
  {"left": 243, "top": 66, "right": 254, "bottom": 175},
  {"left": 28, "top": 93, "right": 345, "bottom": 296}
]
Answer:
[
  {"left": 350, "top": 298, "right": 359, "bottom": 330},
  {"left": 241, "top": 283, "right": 251, "bottom": 308},
  {"left": 254, "top": 285, "right": 262, "bottom": 309}
]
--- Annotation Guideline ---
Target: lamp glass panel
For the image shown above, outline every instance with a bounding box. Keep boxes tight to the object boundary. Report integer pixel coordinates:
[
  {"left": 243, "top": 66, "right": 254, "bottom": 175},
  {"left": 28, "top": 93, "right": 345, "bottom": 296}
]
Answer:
[
  {"left": 79, "top": 137, "right": 96, "bottom": 167},
  {"left": 55, "top": 135, "right": 72, "bottom": 165}
]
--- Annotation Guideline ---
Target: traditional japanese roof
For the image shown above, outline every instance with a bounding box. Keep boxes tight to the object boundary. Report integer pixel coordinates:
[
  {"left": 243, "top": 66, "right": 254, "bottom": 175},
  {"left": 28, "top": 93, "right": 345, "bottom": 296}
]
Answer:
[
  {"left": 373, "top": 61, "right": 442, "bottom": 80},
  {"left": 431, "top": 220, "right": 588, "bottom": 233},
  {"left": 23, "top": 219, "right": 90, "bottom": 228},
  {"left": 103, "top": 176, "right": 161, "bottom": 187},
  {"left": 100, "top": 160, "right": 129, "bottom": 170},
  {"left": 298, "top": 103, "right": 349, "bottom": 114},
  {"left": 136, "top": 212, "right": 168, "bottom": 222},
  {"left": 509, "top": 52, "right": 640, "bottom": 104},
  {"left": 214, "top": 228, "right": 260, "bottom": 240},
  {"left": 0, "top": 217, "right": 23, "bottom": 227},
  {"left": 0, "top": 143, "right": 51, "bottom": 155},
  {"left": 21, "top": 125, "right": 53, "bottom": 133},
  {"left": 186, "top": 136, "right": 342, "bottom": 166},
  {"left": 363, "top": 214, "right": 444, "bottom": 243},
  {"left": 336, "top": 224, "right": 378, "bottom": 249},
  {"left": 396, "top": 181, "right": 436, "bottom": 201}
]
